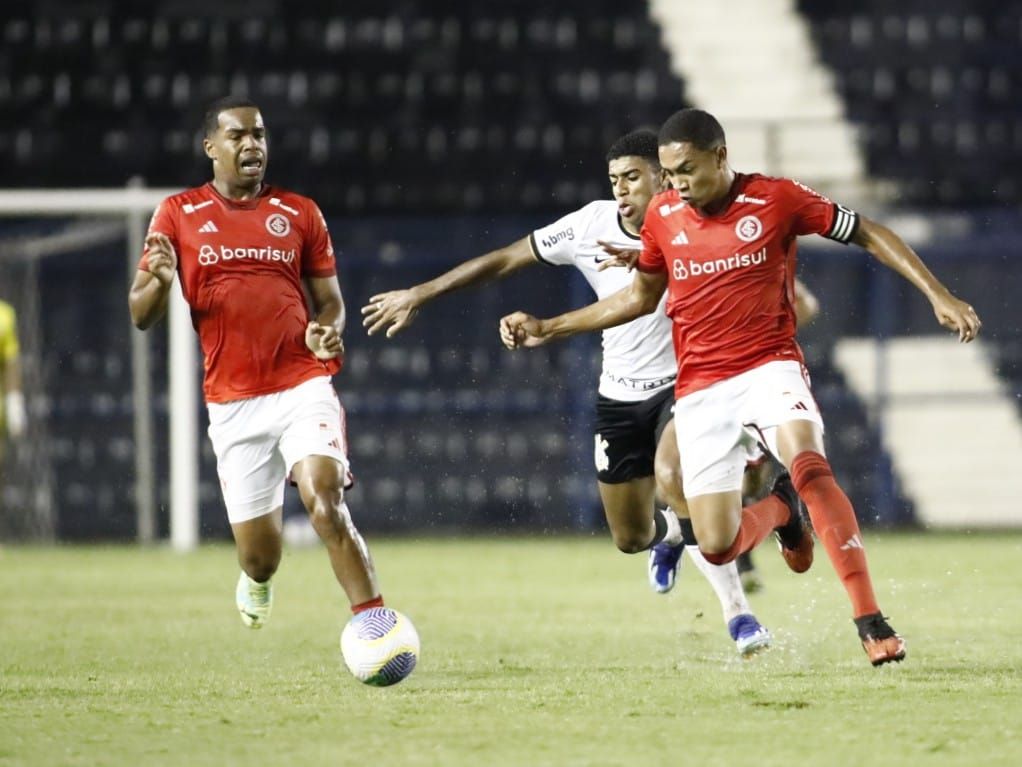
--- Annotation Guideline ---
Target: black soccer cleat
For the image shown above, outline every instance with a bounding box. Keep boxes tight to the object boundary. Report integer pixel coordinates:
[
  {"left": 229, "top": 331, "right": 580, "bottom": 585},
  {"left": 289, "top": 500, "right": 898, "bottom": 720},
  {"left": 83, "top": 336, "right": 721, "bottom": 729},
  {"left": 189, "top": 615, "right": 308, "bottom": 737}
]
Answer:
[
  {"left": 855, "top": 612, "right": 907, "bottom": 666},
  {"left": 771, "top": 472, "right": 814, "bottom": 573}
]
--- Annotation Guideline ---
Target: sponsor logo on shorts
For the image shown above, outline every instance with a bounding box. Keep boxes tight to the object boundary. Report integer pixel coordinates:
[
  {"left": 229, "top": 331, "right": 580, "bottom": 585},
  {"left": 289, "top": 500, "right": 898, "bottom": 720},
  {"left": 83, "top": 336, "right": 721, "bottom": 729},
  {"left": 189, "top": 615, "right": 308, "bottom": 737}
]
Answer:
[
  {"left": 594, "top": 434, "right": 610, "bottom": 472},
  {"left": 197, "top": 244, "right": 297, "bottom": 266},
  {"left": 671, "top": 246, "right": 766, "bottom": 281}
]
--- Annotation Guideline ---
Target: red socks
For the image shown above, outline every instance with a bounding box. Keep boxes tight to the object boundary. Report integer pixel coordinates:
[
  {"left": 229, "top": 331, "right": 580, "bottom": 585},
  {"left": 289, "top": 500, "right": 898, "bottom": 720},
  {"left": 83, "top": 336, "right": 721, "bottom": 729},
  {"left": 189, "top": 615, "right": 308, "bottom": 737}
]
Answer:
[
  {"left": 352, "top": 595, "right": 385, "bottom": 614},
  {"left": 701, "top": 493, "right": 788, "bottom": 565},
  {"left": 791, "top": 451, "right": 879, "bottom": 618}
]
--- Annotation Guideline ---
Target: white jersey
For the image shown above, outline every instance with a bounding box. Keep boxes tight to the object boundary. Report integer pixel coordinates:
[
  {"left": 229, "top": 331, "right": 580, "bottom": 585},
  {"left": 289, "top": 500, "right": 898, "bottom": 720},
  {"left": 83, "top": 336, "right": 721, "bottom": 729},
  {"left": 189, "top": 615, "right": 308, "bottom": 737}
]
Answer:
[{"left": 530, "top": 200, "right": 676, "bottom": 402}]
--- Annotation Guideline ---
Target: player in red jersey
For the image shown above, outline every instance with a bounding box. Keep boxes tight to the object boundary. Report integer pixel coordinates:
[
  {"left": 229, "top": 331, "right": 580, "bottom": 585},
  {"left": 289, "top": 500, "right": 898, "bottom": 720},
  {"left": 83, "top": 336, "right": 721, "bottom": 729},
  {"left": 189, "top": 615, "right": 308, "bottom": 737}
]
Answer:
[
  {"left": 128, "top": 96, "right": 385, "bottom": 631},
  {"left": 501, "top": 108, "right": 981, "bottom": 666}
]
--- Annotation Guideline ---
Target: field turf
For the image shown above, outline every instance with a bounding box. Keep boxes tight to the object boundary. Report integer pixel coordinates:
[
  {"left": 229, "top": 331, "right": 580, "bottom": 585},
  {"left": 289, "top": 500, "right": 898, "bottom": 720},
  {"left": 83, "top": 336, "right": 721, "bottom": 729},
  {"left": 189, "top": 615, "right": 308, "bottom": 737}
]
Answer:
[{"left": 1, "top": 533, "right": 1020, "bottom": 766}]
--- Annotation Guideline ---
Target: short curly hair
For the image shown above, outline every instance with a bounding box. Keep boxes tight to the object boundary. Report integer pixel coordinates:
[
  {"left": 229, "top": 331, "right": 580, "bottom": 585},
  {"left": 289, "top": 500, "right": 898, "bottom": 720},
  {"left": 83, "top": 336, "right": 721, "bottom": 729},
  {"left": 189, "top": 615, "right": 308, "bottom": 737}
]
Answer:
[{"left": 605, "top": 129, "right": 660, "bottom": 165}]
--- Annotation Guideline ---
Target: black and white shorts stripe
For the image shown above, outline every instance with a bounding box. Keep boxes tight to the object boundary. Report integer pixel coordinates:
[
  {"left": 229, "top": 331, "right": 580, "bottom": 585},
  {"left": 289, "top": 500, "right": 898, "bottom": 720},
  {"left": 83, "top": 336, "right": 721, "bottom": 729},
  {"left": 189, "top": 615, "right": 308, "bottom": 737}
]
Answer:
[{"left": 825, "top": 204, "right": 859, "bottom": 243}]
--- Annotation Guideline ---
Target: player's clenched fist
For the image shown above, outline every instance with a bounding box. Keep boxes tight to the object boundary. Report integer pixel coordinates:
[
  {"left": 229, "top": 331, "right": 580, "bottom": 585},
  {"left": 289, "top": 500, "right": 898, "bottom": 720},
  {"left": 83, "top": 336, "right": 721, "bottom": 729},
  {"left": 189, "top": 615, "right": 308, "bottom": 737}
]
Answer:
[
  {"left": 144, "top": 232, "right": 178, "bottom": 286},
  {"left": 499, "top": 312, "right": 549, "bottom": 349},
  {"left": 930, "top": 293, "right": 982, "bottom": 343},
  {"left": 306, "top": 321, "right": 344, "bottom": 360}
]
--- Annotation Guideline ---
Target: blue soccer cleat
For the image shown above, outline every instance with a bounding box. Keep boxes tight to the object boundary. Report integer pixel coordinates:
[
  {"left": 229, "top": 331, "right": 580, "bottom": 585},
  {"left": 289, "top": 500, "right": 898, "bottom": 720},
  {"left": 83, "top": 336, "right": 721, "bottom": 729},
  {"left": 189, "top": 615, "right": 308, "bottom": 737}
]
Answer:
[
  {"left": 647, "top": 542, "right": 684, "bottom": 594},
  {"left": 728, "top": 613, "right": 772, "bottom": 656}
]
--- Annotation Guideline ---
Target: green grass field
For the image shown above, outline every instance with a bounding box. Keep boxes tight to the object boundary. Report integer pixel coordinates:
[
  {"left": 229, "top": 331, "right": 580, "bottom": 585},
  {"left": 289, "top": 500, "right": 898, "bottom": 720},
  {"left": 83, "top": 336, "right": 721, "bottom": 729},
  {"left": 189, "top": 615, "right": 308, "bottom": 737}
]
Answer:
[{"left": 2, "top": 533, "right": 1021, "bottom": 767}]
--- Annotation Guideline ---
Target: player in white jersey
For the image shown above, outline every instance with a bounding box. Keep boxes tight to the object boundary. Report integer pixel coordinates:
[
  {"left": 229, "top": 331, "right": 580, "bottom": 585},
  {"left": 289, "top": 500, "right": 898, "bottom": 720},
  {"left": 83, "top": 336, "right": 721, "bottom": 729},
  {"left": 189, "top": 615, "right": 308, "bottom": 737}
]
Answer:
[{"left": 362, "top": 130, "right": 783, "bottom": 655}]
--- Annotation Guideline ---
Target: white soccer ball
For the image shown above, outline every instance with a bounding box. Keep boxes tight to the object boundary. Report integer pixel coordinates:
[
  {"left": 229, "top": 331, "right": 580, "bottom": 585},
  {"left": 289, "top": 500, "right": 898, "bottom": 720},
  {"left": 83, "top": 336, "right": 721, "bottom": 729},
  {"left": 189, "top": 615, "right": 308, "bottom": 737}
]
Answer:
[{"left": 340, "top": 607, "right": 420, "bottom": 686}]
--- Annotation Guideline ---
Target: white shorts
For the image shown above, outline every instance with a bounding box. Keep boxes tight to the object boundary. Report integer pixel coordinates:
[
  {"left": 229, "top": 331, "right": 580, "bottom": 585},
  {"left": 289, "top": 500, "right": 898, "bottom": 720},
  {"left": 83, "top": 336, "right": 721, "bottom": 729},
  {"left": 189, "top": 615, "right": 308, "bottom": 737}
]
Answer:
[
  {"left": 674, "top": 360, "right": 824, "bottom": 497},
  {"left": 207, "top": 376, "right": 352, "bottom": 524}
]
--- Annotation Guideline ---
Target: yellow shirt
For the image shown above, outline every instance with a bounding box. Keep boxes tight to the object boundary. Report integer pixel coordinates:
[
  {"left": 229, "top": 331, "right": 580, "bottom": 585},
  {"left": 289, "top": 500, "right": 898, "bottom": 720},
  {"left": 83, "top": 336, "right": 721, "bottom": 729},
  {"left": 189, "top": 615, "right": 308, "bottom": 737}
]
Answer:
[
  {"left": 0, "top": 301, "right": 18, "bottom": 368},
  {"left": 0, "top": 301, "right": 18, "bottom": 423}
]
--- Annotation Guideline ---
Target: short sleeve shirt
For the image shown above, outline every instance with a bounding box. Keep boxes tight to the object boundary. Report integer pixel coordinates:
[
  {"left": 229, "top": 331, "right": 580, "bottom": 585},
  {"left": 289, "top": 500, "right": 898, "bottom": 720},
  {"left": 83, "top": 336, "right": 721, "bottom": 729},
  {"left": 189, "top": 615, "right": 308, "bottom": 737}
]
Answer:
[
  {"left": 638, "top": 174, "right": 859, "bottom": 397},
  {"left": 531, "top": 201, "right": 676, "bottom": 401},
  {"left": 140, "top": 183, "right": 340, "bottom": 403}
]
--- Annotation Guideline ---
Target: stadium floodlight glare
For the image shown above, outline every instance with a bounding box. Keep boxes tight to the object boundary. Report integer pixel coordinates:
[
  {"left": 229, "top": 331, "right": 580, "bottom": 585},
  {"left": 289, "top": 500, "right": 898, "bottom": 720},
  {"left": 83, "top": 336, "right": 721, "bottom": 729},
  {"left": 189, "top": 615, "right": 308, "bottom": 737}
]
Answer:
[{"left": 0, "top": 186, "right": 200, "bottom": 551}]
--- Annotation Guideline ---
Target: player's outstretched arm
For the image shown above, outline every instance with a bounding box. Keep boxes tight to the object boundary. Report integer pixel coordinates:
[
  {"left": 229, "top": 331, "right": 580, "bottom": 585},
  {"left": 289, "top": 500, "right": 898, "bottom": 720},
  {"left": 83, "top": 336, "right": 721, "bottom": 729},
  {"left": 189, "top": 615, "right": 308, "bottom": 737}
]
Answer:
[
  {"left": 853, "top": 217, "right": 981, "bottom": 342},
  {"left": 500, "top": 269, "right": 667, "bottom": 349},
  {"left": 128, "top": 233, "right": 177, "bottom": 330},
  {"left": 362, "top": 236, "right": 537, "bottom": 338}
]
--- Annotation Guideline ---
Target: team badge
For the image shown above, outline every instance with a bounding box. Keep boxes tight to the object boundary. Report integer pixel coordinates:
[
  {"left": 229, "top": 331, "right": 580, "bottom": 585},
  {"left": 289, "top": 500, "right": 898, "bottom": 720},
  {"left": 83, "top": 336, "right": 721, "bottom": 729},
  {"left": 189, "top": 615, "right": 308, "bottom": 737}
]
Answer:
[
  {"left": 265, "top": 213, "right": 291, "bottom": 237},
  {"left": 735, "top": 215, "right": 763, "bottom": 243}
]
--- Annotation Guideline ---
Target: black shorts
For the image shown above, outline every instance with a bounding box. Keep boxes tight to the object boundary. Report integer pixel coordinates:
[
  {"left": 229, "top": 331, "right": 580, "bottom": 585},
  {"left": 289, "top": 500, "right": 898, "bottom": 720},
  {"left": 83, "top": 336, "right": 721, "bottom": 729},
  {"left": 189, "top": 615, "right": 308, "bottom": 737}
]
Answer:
[{"left": 593, "top": 387, "right": 676, "bottom": 484}]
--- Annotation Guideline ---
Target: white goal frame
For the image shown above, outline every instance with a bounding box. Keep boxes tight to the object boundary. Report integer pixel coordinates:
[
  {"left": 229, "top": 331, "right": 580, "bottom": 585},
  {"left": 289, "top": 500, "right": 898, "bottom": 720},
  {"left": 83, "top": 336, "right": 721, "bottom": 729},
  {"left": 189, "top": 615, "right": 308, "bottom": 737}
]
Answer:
[{"left": 0, "top": 186, "right": 200, "bottom": 551}]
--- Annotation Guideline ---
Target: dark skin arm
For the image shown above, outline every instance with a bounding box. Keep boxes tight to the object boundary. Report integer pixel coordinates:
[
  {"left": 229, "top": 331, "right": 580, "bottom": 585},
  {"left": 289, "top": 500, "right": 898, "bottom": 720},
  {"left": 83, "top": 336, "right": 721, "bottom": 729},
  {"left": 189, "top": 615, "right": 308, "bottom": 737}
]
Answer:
[
  {"left": 793, "top": 277, "right": 819, "bottom": 326},
  {"left": 500, "top": 268, "right": 668, "bottom": 349},
  {"left": 304, "top": 275, "right": 345, "bottom": 360},
  {"left": 128, "top": 233, "right": 176, "bottom": 330},
  {"left": 852, "top": 216, "right": 980, "bottom": 342},
  {"left": 362, "top": 236, "right": 538, "bottom": 337}
]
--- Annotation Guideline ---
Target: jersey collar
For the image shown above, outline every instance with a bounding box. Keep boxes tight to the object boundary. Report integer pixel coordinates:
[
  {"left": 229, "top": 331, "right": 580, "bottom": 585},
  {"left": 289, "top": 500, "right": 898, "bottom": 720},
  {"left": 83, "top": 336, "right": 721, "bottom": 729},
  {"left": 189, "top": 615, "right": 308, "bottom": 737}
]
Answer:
[
  {"left": 205, "top": 181, "right": 272, "bottom": 210},
  {"left": 616, "top": 212, "right": 642, "bottom": 240}
]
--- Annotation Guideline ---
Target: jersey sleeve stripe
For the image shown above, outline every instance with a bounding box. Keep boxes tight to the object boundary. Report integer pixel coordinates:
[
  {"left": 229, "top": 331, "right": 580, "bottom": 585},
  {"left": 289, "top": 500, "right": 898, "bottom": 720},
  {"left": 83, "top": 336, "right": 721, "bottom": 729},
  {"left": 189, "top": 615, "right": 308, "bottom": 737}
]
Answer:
[
  {"left": 528, "top": 232, "right": 555, "bottom": 266},
  {"left": 825, "top": 204, "right": 859, "bottom": 244}
]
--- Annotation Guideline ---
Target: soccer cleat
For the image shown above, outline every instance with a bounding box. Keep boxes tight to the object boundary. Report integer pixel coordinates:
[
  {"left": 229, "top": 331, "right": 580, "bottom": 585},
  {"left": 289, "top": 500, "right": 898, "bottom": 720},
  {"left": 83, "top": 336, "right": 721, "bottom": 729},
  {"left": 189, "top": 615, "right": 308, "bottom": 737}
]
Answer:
[
  {"left": 728, "top": 613, "right": 772, "bottom": 656},
  {"left": 771, "top": 472, "right": 814, "bottom": 573},
  {"left": 854, "top": 612, "right": 907, "bottom": 666},
  {"left": 736, "top": 552, "right": 764, "bottom": 593},
  {"left": 647, "top": 542, "right": 684, "bottom": 594},
  {"left": 235, "top": 571, "right": 273, "bottom": 629}
]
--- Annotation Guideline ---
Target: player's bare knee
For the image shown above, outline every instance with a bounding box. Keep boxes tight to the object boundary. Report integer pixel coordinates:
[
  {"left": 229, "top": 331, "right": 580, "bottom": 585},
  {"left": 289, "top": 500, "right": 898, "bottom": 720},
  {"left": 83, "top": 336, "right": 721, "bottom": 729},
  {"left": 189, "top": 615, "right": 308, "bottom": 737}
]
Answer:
[
  {"left": 610, "top": 524, "right": 648, "bottom": 554},
  {"left": 239, "top": 550, "right": 279, "bottom": 582},
  {"left": 697, "top": 530, "right": 735, "bottom": 556}
]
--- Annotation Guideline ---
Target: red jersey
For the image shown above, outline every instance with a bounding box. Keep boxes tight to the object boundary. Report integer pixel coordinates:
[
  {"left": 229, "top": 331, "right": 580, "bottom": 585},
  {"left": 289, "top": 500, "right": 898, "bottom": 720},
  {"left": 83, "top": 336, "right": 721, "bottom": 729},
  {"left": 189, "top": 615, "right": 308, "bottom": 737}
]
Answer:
[
  {"left": 638, "top": 173, "right": 859, "bottom": 397},
  {"left": 140, "top": 183, "right": 341, "bottom": 404}
]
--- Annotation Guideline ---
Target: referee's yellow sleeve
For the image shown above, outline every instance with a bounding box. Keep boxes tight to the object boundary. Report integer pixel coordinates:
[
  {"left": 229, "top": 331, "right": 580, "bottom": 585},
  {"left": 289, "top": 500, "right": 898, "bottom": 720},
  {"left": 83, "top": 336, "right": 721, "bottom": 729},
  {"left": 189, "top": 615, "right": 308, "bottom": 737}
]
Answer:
[{"left": 0, "top": 302, "right": 19, "bottom": 362}]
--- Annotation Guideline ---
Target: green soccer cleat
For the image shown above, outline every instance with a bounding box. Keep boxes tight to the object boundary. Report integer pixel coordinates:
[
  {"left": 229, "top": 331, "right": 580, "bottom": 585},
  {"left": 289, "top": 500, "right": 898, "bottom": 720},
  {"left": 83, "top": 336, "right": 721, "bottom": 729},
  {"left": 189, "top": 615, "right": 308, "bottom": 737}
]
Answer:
[{"left": 235, "top": 571, "right": 273, "bottom": 629}]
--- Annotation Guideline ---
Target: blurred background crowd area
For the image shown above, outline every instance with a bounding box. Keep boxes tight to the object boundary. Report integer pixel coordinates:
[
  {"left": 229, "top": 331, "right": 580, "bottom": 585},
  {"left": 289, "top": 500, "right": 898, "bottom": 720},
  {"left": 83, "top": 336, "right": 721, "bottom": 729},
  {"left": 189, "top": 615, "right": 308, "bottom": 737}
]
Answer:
[{"left": 1, "top": 0, "right": 1020, "bottom": 541}]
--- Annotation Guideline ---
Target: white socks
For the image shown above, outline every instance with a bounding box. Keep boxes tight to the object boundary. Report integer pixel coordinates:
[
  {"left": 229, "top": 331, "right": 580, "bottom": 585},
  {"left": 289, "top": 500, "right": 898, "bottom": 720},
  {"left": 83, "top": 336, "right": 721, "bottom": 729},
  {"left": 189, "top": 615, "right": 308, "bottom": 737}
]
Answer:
[{"left": 683, "top": 545, "right": 750, "bottom": 623}]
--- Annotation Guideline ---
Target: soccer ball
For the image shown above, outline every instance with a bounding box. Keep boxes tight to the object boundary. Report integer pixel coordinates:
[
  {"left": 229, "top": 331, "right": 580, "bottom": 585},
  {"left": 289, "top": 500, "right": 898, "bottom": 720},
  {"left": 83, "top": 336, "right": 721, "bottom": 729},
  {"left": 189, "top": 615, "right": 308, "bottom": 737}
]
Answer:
[{"left": 340, "top": 607, "right": 420, "bottom": 686}]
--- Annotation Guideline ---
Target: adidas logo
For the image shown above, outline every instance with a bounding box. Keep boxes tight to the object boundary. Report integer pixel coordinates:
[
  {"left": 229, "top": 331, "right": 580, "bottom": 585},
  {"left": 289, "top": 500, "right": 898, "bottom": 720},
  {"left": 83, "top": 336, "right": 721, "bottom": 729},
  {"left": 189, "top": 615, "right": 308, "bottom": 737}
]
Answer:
[
  {"left": 198, "top": 221, "right": 219, "bottom": 233},
  {"left": 671, "top": 231, "right": 689, "bottom": 246},
  {"left": 791, "top": 401, "right": 809, "bottom": 411},
  {"left": 839, "top": 534, "right": 864, "bottom": 550}
]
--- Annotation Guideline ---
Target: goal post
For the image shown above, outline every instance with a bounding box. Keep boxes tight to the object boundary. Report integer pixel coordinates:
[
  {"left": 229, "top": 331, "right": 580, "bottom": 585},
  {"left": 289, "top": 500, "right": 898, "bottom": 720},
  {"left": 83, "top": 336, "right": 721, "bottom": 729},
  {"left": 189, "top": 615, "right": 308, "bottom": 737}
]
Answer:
[{"left": 0, "top": 185, "right": 200, "bottom": 551}]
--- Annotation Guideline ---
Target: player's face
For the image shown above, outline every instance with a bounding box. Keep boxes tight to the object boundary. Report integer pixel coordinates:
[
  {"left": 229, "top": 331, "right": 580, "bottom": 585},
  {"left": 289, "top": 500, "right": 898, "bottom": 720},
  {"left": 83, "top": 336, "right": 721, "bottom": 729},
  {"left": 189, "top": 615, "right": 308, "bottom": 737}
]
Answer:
[
  {"left": 204, "top": 108, "right": 268, "bottom": 188},
  {"left": 658, "top": 141, "right": 728, "bottom": 209},
  {"left": 607, "top": 156, "right": 664, "bottom": 231}
]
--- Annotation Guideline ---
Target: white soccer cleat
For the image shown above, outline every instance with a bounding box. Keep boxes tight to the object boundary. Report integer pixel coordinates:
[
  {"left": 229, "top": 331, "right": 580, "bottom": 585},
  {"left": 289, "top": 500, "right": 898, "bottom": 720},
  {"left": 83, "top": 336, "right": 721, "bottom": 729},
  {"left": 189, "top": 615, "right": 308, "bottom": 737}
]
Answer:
[{"left": 235, "top": 571, "right": 273, "bottom": 629}]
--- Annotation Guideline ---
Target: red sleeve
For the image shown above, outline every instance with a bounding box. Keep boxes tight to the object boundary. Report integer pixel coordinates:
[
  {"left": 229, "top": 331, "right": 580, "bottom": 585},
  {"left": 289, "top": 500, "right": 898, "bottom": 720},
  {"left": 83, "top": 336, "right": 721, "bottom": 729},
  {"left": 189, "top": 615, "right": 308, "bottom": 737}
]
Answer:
[
  {"left": 783, "top": 179, "right": 860, "bottom": 243},
  {"left": 138, "top": 200, "right": 178, "bottom": 271},
  {"left": 636, "top": 221, "right": 666, "bottom": 274},
  {"left": 301, "top": 201, "right": 337, "bottom": 278}
]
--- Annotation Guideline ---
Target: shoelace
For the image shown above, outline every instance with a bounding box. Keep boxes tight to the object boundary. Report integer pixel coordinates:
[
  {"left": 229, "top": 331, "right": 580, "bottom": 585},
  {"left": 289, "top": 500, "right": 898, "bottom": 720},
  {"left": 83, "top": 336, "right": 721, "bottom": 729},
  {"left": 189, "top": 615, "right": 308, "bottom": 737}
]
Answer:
[{"left": 248, "top": 581, "right": 270, "bottom": 605}]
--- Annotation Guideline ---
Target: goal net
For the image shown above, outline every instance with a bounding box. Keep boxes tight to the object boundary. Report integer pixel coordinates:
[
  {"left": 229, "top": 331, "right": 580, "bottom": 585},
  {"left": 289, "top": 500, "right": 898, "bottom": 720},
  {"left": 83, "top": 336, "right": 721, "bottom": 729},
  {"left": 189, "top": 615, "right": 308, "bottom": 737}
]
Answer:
[{"left": 0, "top": 187, "right": 200, "bottom": 545}]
